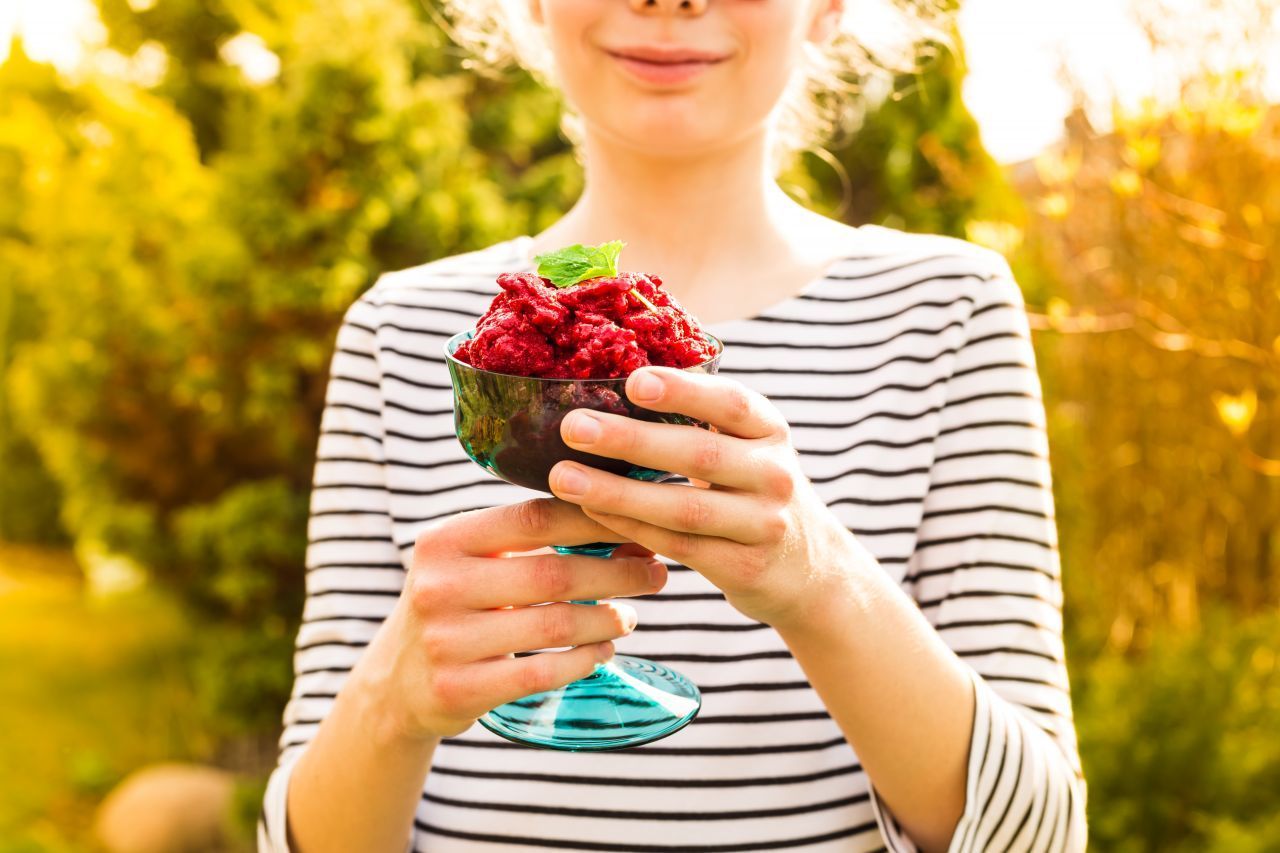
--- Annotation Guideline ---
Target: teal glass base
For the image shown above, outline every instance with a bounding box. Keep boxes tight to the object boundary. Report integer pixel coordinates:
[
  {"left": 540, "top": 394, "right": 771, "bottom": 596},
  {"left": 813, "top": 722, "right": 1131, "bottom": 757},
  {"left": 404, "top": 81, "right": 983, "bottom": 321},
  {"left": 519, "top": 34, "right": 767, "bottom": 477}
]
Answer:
[
  {"left": 478, "top": 655, "right": 702, "bottom": 751},
  {"left": 553, "top": 542, "right": 618, "bottom": 559}
]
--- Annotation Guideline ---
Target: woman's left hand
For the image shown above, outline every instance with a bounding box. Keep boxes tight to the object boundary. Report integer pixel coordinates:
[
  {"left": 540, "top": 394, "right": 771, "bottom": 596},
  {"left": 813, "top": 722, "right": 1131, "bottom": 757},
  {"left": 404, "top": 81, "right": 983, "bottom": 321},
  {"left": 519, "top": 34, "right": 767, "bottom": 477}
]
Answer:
[{"left": 548, "top": 365, "right": 872, "bottom": 630}]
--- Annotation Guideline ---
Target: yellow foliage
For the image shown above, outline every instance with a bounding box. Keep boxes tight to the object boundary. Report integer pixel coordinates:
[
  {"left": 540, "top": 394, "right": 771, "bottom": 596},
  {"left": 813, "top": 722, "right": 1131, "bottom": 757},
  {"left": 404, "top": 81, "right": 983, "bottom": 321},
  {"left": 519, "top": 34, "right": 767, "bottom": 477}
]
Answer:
[
  {"left": 1124, "top": 134, "right": 1163, "bottom": 171},
  {"left": 1038, "top": 191, "right": 1071, "bottom": 219},
  {"left": 1015, "top": 101, "right": 1280, "bottom": 778},
  {"left": 965, "top": 220, "right": 1023, "bottom": 255},
  {"left": 1240, "top": 203, "right": 1264, "bottom": 230},
  {"left": 1047, "top": 296, "right": 1072, "bottom": 323},
  {"left": 1213, "top": 388, "right": 1258, "bottom": 437},
  {"left": 1033, "top": 147, "right": 1080, "bottom": 186},
  {"left": 1110, "top": 168, "right": 1142, "bottom": 198}
]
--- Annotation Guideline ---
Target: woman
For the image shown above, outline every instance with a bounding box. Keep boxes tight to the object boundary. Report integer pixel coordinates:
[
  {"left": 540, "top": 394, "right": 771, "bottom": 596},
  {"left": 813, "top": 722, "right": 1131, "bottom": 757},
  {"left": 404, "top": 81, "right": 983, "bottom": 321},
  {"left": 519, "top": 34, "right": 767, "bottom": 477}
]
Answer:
[{"left": 260, "top": 0, "right": 1087, "bottom": 850}]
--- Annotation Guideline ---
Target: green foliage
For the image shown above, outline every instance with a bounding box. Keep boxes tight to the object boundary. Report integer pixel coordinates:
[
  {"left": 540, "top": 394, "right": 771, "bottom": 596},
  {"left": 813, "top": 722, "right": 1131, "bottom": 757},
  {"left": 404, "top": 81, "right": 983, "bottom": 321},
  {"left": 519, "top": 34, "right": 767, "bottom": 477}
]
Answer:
[
  {"left": 0, "top": 50, "right": 67, "bottom": 545},
  {"left": 0, "top": 0, "right": 576, "bottom": 734},
  {"left": 229, "top": 775, "right": 271, "bottom": 848},
  {"left": 97, "top": 0, "right": 241, "bottom": 156},
  {"left": 190, "top": 619, "right": 300, "bottom": 738},
  {"left": 789, "top": 40, "right": 1020, "bottom": 238},
  {"left": 1075, "top": 610, "right": 1280, "bottom": 851},
  {"left": 0, "top": 381, "right": 66, "bottom": 544},
  {"left": 174, "top": 479, "right": 306, "bottom": 620}
]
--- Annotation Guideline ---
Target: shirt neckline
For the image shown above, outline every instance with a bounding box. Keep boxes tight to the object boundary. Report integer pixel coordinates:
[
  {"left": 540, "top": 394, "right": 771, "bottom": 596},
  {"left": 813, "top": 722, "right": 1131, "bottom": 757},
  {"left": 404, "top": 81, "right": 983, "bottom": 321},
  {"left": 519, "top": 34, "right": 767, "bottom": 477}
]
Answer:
[{"left": 504, "top": 228, "right": 877, "bottom": 329}]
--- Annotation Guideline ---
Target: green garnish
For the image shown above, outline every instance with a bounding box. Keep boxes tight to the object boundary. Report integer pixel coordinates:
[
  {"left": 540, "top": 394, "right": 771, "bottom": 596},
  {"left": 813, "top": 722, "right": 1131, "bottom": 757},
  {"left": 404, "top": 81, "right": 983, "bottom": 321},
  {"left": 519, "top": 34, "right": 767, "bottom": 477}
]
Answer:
[
  {"left": 535, "top": 240, "right": 626, "bottom": 288},
  {"left": 533, "top": 239, "right": 659, "bottom": 312}
]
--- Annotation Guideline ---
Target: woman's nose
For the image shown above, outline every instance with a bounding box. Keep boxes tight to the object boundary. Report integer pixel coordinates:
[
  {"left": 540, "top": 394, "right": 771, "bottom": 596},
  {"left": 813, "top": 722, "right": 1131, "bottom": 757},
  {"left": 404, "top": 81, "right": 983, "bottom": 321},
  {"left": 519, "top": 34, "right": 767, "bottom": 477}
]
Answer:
[{"left": 628, "top": 0, "right": 708, "bottom": 16}]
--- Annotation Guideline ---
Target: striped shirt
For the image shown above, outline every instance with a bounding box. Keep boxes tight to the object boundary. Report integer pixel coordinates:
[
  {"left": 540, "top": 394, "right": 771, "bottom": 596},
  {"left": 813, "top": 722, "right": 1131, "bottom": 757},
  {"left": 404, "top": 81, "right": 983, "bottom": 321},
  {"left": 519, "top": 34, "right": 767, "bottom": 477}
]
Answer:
[{"left": 259, "top": 226, "right": 1088, "bottom": 852}]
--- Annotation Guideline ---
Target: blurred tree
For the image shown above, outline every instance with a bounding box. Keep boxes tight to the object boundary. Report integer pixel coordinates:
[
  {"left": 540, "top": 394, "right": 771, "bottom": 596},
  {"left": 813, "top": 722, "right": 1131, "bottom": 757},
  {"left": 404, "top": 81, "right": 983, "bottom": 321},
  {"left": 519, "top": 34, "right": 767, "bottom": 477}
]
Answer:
[
  {"left": 1076, "top": 608, "right": 1280, "bottom": 851},
  {"left": 1014, "top": 25, "right": 1280, "bottom": 845},
  {"left": 1018, "top": 99, "right": 1280, "bottom": 653},
  {"left": 0, "top": 45, "right": 68, "bottom": 544},
  {"left": 833, "top": 44, "right": 1018, "bottom": 237},
  {"left": 1, "top": 0, "right": 576, "bottom": 732},
  {"left": 95, "top": 0, "right": 241, "bottom": 157},
  {"left": 786, "top": 19, "right": 1021, "bottom": 240}
]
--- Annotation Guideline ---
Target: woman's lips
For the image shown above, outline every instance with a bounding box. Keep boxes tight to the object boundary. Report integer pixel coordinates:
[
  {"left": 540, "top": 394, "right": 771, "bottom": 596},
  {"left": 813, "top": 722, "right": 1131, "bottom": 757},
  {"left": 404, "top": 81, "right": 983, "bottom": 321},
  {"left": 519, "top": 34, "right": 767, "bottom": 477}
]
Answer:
[{"left": 605, "top": 46, "right": 729, "bottom": 86}]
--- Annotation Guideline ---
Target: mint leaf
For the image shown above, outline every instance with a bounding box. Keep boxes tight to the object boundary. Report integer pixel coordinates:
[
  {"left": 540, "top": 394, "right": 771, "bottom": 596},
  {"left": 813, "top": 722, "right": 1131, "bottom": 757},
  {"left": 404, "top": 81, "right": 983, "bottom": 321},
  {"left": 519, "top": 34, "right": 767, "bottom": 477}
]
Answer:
[{"left": 534, "top": 240, "right": 626, "bottom": 288}]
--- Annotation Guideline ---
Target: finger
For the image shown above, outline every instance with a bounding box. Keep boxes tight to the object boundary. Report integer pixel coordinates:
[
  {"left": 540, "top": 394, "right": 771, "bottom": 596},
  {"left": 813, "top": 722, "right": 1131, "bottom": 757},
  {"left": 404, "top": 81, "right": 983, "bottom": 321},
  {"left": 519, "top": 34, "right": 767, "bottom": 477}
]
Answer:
[
  {"left": 450, "top": 553, "right": 665, "bottom": 609},
  {"left": 610, "top": 542, "right": 657, "bottom": 560},
  {"left": 626, "top": 367, "right": 788, "bottom": 440},
  {"left": 560, "top": 408, "right": 772, "bottom": 491},
  {"left": 550, "top": 462, "right": 774, "bottom": 544},
  {"left": 433, "top": 498, "right": 626, "bottom": 557},
  {"left": 583, "top": 508, "right": 740, "bottom": 573},
  {"left": 453, "top": 601, "right": 638, "bottom": 660},
  {"left": 459, "top": 642, "right": 616, "bottom": 713}
]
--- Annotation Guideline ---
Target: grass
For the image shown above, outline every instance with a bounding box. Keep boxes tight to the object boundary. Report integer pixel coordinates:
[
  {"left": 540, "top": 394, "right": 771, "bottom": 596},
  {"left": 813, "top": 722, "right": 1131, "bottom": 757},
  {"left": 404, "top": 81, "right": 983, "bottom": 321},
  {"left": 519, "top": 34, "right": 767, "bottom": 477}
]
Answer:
[{"left": 0, "top": 543, "right": 211, "bottom": 851}]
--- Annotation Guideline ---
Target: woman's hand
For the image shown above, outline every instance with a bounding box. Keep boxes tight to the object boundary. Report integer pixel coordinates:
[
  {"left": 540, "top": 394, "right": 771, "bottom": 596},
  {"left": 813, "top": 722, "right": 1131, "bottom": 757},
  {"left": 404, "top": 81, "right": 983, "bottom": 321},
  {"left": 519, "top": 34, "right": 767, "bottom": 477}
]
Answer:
[
  {"left": 547, "top": 367, "right": 870, "bottom": 630},
  {"left": 359, "top": 499, "right": 664, "bottom": 743}
]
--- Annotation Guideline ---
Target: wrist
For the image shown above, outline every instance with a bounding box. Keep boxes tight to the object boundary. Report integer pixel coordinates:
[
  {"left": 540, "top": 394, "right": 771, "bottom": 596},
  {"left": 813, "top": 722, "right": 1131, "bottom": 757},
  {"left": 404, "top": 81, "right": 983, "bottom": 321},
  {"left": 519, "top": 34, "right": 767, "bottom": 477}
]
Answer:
[
  {"left": 771, "top": 529, "right": 884, "bottom": 643},
  {"left": 351, "top": 666, "right": 441, "bottom": 752},
  {"left": 347, "top": 606, "right": 443, "bottom": 749}
]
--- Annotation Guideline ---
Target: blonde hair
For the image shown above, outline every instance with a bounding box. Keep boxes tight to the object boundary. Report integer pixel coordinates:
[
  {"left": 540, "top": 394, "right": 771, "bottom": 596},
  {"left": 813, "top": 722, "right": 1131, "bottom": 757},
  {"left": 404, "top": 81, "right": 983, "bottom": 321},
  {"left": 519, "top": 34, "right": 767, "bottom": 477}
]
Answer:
[{"left": 435, "top": 0, "right": 952, "bottom": 171}]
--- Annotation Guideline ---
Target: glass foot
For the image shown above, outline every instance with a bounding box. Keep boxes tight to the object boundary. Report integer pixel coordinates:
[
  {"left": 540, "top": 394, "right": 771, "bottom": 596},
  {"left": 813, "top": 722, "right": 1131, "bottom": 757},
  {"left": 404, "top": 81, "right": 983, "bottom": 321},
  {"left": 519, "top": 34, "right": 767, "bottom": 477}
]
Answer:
[
  {"left": 479, "top": 655, "right": 701, "bottom": 750},
  {"left": 553, "top": 542, "right": 617, "bottom": 559}
]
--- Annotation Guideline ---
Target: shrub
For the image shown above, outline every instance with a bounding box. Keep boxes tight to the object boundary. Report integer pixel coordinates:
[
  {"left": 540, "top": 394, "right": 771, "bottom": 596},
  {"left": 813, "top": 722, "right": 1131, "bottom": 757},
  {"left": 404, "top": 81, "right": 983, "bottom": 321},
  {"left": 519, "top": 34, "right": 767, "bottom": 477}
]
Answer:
[{"left": 1075, "top": 610, "right": 1280, "bottom": 851}]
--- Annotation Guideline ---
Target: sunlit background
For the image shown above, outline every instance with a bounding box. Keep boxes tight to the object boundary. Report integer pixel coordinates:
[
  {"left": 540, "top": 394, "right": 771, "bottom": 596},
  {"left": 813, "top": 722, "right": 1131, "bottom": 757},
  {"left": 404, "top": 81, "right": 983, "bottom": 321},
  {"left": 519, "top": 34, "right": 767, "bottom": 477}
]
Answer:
[
  {"left": 2, "top": 0, "right": 1278, "bottom": 849},
  {"left": 6, "top": 0, "right": 1280, "bottom": 162}
]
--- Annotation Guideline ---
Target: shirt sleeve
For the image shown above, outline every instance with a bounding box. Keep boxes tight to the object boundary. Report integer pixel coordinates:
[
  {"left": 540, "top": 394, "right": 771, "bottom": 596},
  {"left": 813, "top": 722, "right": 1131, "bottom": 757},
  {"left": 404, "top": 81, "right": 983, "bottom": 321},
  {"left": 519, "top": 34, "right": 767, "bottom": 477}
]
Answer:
[
  {"left": 867, "top": 263, "right": 1088, "bottom": 852},
  {"left": 258, "top": 294, "right": 417, "bottom": 852}
]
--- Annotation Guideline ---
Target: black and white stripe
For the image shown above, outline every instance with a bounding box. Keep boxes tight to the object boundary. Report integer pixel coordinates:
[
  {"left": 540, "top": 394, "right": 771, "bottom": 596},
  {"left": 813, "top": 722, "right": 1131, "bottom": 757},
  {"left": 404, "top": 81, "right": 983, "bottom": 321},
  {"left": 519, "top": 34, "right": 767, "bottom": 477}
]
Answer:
[{"left": 260, "top": 228, "right": 1087, "bottom": 852}]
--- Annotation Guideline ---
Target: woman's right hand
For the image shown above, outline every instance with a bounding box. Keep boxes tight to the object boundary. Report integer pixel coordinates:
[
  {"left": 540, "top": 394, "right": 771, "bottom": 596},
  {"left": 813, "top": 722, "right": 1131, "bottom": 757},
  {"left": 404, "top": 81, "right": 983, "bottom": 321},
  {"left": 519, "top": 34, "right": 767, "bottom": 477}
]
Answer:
[{"left": 356, "top": 497, "right": 665, "bottom": 743}]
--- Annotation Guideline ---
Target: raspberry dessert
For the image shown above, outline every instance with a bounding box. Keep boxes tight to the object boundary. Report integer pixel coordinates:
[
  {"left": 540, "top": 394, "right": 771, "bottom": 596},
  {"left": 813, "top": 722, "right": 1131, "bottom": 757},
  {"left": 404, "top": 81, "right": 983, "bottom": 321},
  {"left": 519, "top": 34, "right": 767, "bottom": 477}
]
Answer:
[
  {"left": 445, "top": 240, "right": 722, "bottom": 494},
  {"left": 453, "top": 241, "right": 716, "bottom": 379}
]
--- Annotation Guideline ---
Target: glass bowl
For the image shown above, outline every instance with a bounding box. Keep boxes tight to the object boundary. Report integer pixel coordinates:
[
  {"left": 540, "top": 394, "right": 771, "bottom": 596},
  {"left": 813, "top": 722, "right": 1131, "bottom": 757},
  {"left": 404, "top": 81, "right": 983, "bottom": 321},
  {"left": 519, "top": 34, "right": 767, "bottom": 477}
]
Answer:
[{"left": 445, "top": 331, "right": 724, "bottom": 494}]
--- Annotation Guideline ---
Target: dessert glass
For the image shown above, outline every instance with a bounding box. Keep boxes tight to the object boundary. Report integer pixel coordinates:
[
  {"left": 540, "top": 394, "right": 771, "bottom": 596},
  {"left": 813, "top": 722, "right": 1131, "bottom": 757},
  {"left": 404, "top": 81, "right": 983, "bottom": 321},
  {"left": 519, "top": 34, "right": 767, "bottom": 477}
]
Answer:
[{"left": 444, "top": 330, "right": 724, "bottom": 750}]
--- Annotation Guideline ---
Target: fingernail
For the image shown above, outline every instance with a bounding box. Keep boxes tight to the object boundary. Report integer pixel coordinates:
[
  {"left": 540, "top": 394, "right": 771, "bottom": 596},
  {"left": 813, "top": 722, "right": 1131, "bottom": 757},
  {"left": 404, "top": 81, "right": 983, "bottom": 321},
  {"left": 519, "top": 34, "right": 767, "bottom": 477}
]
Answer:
[
  {"left": 615, "top": 604, "right": 638, "bottom": 632},
  {"left": 631, "top": 371, "right": 663, "bottom": 403},
  {"left": 596, "top": 642, "right": 615, "bottom": 664},
  {"left": 554, "top": 464, "right": 589, "bottom": 497},
  {"left": 647, "top": 561, "right": 665, "bottom": 588},
  {"left": 566, "top": 411, "right": 601, "bottom": 444}
]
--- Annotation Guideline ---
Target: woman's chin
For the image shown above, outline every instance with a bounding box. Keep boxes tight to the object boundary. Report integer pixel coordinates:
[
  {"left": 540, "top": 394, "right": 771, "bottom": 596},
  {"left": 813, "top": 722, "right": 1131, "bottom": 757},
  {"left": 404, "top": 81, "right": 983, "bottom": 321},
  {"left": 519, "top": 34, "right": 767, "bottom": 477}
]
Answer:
[{"left": 591, "top": 109, "right": 752, "bottom": 158}]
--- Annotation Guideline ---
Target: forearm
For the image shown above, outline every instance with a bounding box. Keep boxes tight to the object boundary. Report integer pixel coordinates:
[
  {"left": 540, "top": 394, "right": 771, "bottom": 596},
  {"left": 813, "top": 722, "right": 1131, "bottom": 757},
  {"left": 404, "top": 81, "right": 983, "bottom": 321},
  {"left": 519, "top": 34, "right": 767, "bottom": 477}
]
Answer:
[
  {"left": 286, "top": 612, "right": 439, "bottom": 853},
  {"left": 777, "top": 542, "right": 974, "bottom": 853}
]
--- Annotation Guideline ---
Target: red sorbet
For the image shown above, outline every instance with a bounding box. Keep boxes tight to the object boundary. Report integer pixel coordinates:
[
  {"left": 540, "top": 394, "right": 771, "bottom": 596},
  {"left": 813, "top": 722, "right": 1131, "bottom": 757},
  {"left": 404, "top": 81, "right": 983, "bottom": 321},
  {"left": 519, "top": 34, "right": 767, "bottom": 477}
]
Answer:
[{"left": 454, "top": 271, "right": 716, "bottom": 379}]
